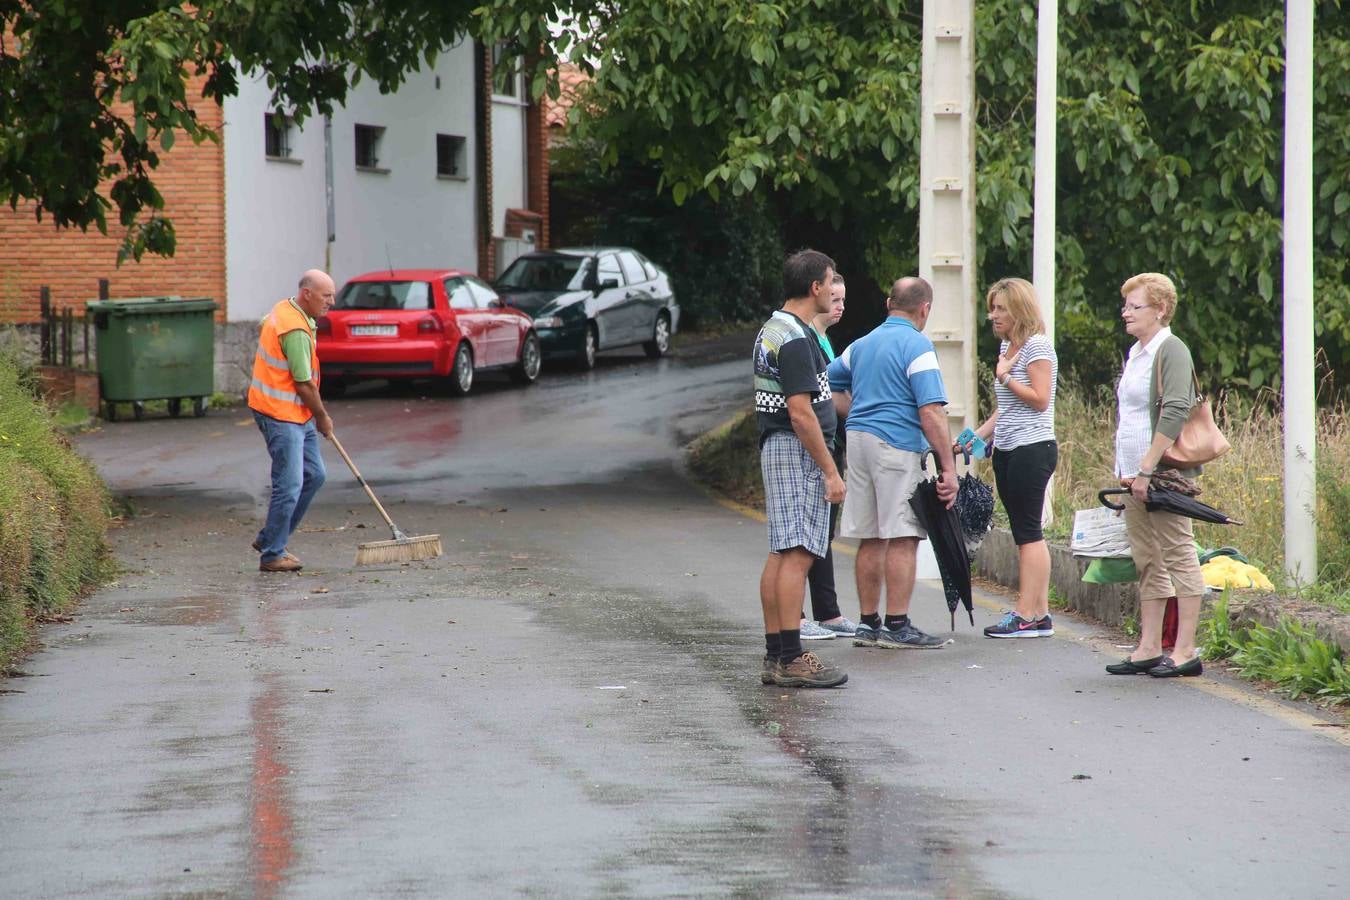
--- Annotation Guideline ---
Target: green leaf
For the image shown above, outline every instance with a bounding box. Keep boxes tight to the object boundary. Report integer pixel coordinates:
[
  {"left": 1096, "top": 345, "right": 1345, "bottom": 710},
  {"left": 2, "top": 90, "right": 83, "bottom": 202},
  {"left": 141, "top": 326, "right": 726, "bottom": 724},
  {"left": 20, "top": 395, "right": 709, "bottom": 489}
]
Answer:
[
  {"left": 739, "top": 168, "right": 756, "bottom": 192},
  {"left": 1258, "top": 269, "right": 1273, "bottom": 301},
  {"left": 672, "top": 182, "right": 688, "bottom": 206}
]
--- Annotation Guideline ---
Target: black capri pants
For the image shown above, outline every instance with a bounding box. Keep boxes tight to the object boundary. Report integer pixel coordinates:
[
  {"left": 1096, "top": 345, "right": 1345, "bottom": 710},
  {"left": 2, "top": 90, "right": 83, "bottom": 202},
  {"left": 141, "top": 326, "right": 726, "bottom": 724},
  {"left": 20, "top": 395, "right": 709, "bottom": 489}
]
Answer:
[{"left": 991, "top": 439, "right": 1058, "bottom": 545}]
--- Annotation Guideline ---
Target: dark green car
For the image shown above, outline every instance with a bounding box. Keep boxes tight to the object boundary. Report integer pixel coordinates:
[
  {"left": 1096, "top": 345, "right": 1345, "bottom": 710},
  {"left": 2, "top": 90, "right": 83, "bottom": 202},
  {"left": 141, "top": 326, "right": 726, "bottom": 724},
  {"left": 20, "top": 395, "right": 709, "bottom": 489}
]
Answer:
[{"left": 494, "top": 247, "right": 680, "bottom": 370}]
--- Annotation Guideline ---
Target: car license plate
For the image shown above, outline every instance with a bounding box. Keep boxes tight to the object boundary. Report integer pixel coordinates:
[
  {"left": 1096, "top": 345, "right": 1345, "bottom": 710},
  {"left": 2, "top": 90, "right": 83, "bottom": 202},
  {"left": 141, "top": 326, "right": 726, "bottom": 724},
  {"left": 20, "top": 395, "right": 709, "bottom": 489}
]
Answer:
[{"left": 351, "top": 324, "right": 397, "bottom": 336}]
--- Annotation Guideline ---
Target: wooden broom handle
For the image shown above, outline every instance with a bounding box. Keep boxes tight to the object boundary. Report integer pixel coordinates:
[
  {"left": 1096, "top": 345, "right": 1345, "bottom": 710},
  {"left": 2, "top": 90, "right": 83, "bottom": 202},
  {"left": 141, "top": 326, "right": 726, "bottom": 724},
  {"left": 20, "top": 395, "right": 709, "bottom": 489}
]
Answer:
[{"left": 328, "top": 434, "right": 399, "bottom": 534}]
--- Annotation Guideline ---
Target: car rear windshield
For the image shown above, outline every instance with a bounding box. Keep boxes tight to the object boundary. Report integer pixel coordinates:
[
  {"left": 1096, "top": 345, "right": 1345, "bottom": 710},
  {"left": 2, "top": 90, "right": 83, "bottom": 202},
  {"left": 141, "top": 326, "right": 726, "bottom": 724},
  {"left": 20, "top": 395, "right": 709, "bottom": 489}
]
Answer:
[
  {"left": 335, "top": 280, "right": 433, "bottom": 310},
  {"left": 497, "top": 256, "right": 591, "bottom": 292}
]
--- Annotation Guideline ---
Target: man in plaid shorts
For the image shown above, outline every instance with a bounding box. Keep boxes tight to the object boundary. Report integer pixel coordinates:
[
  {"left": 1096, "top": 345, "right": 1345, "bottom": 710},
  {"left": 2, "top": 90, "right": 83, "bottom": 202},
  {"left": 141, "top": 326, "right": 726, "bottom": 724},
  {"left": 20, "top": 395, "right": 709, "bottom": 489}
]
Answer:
[{"left": 753, "top": 249, "right": 848, "bottom": 688}]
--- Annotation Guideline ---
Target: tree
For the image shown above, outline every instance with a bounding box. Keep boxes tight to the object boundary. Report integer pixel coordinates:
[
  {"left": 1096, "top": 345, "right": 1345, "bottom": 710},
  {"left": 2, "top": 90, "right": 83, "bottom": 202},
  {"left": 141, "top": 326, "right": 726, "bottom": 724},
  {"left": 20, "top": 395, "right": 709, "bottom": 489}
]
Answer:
[
  {"left": 0, "top": 1, "right": 476, "bottom": 261},
  {"left": 480, "top": 0, "right": 1350, "bottom": 388}
]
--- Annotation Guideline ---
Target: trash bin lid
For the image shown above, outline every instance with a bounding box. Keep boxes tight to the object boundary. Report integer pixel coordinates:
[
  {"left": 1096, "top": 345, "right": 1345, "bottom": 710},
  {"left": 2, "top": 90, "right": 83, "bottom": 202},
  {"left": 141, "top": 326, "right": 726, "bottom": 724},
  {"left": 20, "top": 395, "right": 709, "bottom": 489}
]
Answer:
[{"left": 85, "top": 297, "right": 218, "bottom": 314}]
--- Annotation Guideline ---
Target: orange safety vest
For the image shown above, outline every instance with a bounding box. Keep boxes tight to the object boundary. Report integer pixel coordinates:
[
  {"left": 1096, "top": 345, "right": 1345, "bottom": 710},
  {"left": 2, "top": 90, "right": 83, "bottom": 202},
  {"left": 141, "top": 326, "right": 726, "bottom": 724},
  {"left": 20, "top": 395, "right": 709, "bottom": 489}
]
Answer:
[{"left": 247, "top": 298, "right": 320, "bottom": 424}]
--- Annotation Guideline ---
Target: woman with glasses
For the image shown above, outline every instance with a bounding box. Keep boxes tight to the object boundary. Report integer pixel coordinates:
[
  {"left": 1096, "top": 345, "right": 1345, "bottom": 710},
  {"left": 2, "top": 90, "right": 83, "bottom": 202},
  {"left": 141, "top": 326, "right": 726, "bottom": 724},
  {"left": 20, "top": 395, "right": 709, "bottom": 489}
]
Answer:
[
  {"left": 960, "top": 277, "right": 1058, "bottom": 638},
  {"left": 1106, "top": 272, "right": 1206, "bottom": 678}
]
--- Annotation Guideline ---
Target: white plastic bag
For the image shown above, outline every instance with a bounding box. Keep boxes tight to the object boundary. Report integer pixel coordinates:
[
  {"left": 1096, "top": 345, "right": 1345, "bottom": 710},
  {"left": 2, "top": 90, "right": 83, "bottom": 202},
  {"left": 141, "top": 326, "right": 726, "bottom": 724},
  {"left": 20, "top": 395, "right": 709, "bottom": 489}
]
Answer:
[{"left": 1070, "top": 507, "right": 1131, "bottom": 558}]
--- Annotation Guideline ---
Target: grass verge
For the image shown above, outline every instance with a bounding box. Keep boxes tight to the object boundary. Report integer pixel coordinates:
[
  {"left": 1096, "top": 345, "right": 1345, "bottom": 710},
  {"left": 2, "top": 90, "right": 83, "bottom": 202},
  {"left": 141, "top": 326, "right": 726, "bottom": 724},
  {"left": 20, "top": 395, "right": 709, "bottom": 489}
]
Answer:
[
  {"left": 1200, "top": 594, "right": 1350, "bottom": 705},
  {"left": 0, "top": 350, "right": 113, "bottom": 670}
]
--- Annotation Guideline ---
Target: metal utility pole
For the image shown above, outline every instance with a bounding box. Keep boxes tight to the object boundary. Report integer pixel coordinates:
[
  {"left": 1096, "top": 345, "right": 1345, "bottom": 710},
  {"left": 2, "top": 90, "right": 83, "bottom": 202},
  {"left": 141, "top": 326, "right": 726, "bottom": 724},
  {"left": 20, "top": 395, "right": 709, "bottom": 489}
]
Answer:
[
  {"left": 1033, "top": 0, "right": 1057, "bottom": 344},
  {"left": 918, "top": 0, "right": 977, "bottom": 442},
  {"left": 1283, "top": 0, "right": 1317, "bottom": 584},
  {"left": 1033, "top": 0, "right": 1059, "bottom": 526},
  {"left": 324, "top": 114, "right": 336, "bottom": 273}
]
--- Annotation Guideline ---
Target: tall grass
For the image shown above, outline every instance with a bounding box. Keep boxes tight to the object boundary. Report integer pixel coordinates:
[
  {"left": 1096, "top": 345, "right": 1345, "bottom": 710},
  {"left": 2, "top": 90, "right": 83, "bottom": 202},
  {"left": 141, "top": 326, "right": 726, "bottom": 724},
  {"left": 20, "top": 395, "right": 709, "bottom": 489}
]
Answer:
[
  {"left": 0, "top": 346, "right": 112, "bottom": 667},
  {"left": 1050, "top": 380, "right": 1350, "bottom": 603}
]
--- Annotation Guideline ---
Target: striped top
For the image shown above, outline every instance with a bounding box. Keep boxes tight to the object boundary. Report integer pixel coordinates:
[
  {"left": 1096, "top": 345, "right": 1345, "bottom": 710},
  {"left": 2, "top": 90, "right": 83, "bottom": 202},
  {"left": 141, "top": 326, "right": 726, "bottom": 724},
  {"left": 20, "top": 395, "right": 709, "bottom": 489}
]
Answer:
[{"left": 993, "top": 333, "right": 1057, "bottom": 450}]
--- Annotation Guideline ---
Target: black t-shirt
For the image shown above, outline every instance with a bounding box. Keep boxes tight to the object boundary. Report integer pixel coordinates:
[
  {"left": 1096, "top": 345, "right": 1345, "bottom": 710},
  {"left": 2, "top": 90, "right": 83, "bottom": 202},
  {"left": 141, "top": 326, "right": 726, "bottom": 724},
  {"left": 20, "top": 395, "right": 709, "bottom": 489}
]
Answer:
[{"left": 753, "top": 310, "right": 836, "bottom": 447}]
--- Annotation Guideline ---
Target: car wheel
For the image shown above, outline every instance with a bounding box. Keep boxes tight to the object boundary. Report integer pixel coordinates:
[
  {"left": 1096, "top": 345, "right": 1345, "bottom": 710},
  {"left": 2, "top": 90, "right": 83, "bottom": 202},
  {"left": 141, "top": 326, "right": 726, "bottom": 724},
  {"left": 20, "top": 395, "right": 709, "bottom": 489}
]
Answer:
[
  {"left": 643, "top": 312, "right": 671, "bottom": 358},
  {"left": 167, "top": 398, "right": 182, "bottom": 418},
  {"left": 511, "top": 332, "right": 542, "bottom": 386},
  {"left": 577, "top": 323, "right": 598, "bottom": 371},
  {"left": 449, "top": 342, "right": 474, "bottom": 396}
]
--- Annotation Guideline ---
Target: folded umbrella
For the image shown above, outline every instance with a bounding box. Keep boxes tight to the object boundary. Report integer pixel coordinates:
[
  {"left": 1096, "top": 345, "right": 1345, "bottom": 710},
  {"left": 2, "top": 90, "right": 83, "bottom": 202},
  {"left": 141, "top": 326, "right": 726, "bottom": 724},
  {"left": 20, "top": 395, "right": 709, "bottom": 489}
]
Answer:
[
  {"left": 954, "top": 450, "right": 995, "bottom": 554},
  {"left": 909, "top": 451, "right": 975, "bottom": 630},
  {"left": 1098, "top": 487, "right": 1243, "bottom": 526}
]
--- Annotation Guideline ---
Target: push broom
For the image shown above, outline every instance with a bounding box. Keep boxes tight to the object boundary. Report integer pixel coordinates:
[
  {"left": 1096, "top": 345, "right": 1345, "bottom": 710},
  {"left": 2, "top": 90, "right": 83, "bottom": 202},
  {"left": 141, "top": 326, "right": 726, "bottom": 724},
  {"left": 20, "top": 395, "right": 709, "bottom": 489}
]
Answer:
[{"left": 330, "top": 435, "right": 442, "bottom": 566}]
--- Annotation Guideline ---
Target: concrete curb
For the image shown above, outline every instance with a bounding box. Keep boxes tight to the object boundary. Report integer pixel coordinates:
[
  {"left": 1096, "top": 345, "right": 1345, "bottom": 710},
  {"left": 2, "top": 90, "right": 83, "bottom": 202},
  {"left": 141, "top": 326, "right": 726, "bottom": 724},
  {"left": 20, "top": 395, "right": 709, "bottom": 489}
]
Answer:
[{"left": 973, "top": 526, "right": 1350, "bottom": 658}]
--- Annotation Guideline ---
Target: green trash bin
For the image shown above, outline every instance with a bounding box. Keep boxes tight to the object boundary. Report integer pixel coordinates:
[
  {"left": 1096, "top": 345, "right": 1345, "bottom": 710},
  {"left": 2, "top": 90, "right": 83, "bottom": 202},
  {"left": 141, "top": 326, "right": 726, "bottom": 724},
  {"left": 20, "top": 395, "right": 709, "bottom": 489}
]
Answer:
[{"left": 85, "top": 296, "right": 218, "bottom": 421}]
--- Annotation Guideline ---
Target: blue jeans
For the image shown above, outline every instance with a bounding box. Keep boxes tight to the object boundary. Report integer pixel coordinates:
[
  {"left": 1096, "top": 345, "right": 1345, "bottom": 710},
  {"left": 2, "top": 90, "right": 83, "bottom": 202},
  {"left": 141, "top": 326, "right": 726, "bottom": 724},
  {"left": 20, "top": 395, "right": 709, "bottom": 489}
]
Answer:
[{"left": 253, "top": 411, "right": 326, "bottom": 562}]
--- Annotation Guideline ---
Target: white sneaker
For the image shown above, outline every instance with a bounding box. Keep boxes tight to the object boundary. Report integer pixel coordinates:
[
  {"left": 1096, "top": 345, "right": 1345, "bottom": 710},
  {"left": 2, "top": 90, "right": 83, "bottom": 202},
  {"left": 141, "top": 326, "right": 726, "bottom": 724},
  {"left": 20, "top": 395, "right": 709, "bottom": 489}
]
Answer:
[
  {"left": 799, "top": 618, "right": 836, "bottom": 640},
  {"left": 817, "top": 616, "right": 859, "bottom": 637}
]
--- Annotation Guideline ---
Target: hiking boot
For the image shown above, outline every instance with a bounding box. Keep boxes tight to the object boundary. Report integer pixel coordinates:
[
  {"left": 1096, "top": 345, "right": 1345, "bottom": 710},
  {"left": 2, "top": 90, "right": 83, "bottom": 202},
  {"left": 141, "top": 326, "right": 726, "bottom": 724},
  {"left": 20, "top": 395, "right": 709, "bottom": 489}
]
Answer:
[
  {"left": 876, "top": 620, "right": 947, "bottom": 649},
  {"left": 259, "top": 556, "right": 303, "bottom": 573},
  {"left": 773, "top": 651, "right": 848, "bottom": 688},
  {"left": 799, "top": 619, "right": 836, "bottom": 641},
  {"left": 984, "top": 611, "right": 1042, "bottom": 639},
  {"left": 761, "top": 654, "right": 776, "bottom": 685},
  {"left": 818, "top": 616, "right": 859, "bottom": 638},
  {"left": 853, "top": 623, "right": 881, "bottom": 648}
]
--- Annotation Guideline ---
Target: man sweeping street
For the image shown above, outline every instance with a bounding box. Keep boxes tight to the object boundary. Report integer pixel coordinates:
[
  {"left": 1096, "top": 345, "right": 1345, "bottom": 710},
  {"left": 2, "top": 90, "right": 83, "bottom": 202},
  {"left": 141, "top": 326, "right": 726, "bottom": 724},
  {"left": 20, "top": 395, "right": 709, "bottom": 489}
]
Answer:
[{"left": 248, "top": 269, "right": 336, "bottom": 572}]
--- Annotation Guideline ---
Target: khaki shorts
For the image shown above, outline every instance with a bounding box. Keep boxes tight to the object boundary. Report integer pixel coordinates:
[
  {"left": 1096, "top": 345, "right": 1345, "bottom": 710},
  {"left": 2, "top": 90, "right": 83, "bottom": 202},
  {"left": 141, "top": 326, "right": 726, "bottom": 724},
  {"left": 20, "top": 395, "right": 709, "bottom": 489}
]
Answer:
[
  {"left": 1123, "top": 495, "right": 1206, "bottom": 600},
  {"left": 839, "top": 430, "right": 927, "bottom": 540}
]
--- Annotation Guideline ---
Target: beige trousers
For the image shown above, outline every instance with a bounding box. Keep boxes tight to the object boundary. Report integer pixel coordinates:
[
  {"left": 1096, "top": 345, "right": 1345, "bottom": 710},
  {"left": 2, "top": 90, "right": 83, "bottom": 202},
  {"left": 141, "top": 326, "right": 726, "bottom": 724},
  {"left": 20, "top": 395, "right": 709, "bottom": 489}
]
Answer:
[{"left": 1123, "top": 495, "right": 1206, "bottom": 601}]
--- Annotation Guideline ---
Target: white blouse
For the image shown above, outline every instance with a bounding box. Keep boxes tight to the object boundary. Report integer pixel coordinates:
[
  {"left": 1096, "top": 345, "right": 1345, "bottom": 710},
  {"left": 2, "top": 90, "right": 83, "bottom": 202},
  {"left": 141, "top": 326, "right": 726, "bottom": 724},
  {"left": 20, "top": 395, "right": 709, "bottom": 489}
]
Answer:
[{"left": 1114, "top": 327, "right": 1172, "bottom": 477}]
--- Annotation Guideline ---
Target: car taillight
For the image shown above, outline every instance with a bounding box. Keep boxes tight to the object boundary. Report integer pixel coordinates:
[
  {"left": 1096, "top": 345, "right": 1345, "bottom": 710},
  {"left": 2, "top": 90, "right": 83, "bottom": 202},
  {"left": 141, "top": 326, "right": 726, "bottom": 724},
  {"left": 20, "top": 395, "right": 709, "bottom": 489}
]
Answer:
[
  {"left": 316, "top": 316, "right": 332, "bottom": 335},
  {"left": 417, "top": 316, "right": 443, "bottom": 333}
]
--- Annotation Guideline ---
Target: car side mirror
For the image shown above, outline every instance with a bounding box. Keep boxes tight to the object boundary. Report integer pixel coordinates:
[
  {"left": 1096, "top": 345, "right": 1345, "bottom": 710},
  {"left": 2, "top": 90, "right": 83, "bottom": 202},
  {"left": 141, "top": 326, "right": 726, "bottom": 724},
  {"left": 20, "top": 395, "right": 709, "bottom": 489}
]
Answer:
[{"left": 596, "top": 278, "right": 619, "bottom": 294}]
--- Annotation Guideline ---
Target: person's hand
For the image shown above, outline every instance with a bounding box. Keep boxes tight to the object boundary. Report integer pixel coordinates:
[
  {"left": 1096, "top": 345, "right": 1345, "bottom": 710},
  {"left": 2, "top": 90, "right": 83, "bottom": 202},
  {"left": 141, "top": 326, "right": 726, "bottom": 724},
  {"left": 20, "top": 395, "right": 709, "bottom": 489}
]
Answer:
[
  {"left": 995, "top": 350, "right": 1020, "bottom": 382},
  {"left": 1130, "top": 474, "right": 1150, "bottom": 503},
  {"left": 937, "top": 469, "right": 958, "bottom": 508},
  {"left": 316, "top": 413, "right": 334, "bottom": 439},
  {"left": 824, "top": 472, "right": 846, "bottom": 505}
]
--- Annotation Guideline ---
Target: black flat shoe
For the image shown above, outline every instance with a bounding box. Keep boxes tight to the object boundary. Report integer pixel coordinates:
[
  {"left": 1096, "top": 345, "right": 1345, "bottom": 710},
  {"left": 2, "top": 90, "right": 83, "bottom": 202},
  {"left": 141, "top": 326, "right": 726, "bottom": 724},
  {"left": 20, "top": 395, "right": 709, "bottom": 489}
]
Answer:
[
  {"left": 1105, "top": 655, "right": 1165, "bottom": 675},
  {"left": 1148, "top": 656, "right": 1203, "bottom": 678}
]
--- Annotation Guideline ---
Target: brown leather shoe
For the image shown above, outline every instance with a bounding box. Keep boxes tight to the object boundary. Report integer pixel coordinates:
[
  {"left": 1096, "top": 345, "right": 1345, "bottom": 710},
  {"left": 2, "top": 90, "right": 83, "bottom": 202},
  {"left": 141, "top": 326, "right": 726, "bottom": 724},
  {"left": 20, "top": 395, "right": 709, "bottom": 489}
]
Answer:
[{"left": 259, "top": 556, "right": 303, "bottom": 573}]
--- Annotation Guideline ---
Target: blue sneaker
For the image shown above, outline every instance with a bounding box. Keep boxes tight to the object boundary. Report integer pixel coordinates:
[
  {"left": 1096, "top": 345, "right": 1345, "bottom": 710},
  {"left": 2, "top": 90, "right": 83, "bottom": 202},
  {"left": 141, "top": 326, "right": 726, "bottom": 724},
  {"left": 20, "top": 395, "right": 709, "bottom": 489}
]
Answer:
[
  {"left": 817, "top": 616, "right": 858, "bottom": 638},
  {"left": 984, "top": 611, "right": 1055, "bottom": 638},
  {"left": 853, "top": 623, "right": 880, "bottom": 648},
  {"left": 876, "top": 620, "right": 948, "bottom": 649}
]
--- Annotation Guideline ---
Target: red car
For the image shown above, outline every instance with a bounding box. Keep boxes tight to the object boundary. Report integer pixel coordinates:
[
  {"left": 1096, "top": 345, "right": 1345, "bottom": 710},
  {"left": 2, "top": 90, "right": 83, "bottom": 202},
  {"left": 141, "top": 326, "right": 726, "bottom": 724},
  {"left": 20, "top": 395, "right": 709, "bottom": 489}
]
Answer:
[{"left": 317, "top": 269, "right": 542, "bottom": 396}]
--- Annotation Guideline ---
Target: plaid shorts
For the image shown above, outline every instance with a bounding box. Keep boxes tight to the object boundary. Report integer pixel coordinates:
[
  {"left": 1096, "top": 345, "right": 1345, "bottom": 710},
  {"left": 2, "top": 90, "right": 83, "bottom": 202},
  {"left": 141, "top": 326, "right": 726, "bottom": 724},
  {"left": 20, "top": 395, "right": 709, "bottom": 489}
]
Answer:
[{"left": 760, "top": 431, "right": 831, "bottom": 558}]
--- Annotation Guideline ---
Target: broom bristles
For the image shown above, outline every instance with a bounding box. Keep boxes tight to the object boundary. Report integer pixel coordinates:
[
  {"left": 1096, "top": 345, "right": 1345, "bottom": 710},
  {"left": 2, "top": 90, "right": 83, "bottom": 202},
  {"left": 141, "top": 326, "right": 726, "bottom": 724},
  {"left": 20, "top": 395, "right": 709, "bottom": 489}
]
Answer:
[{"left": 353, "top": 533, "right": 442, "bottom": 566}]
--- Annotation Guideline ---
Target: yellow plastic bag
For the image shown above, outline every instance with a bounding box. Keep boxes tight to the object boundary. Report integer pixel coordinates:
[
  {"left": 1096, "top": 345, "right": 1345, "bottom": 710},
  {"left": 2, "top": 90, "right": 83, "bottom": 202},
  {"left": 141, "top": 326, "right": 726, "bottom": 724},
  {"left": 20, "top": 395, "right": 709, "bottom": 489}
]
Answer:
[{"left": 1200, "top": 556, "right": 1274, "bottom": 591}]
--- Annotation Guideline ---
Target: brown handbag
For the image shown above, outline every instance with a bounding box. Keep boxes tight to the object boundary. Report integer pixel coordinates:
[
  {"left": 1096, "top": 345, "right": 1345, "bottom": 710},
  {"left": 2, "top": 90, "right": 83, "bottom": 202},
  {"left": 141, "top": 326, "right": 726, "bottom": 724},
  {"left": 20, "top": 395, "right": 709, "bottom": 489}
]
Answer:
[{"left": 1154, "top": 353, "right": 1230, "bottom": 468}]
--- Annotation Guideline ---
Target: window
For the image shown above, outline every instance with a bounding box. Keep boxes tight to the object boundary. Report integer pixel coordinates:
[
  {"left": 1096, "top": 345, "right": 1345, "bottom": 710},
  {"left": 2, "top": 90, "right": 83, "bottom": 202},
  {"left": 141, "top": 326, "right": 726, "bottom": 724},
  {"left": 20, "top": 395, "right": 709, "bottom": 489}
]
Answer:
[
  {"left": 355, "top": 124, "right": 385, "bottom": 169},
  {"left": 264, "top": 111, "right": 294, "bottom": 159},
  {"left": 436, "top": 134, "right": 466, "bottom": 177},
  {"left": 445, "top": 278, "right": 476, "bottom": 310},
  {"left": 618, "top": 252, "right": 646, "bottom": 286},
  {"left": 334, "top": 280, "right": 431, "bottom": 310},
  {"left": 497, "top": 255, "right": 591, "bottom": 292},
  {"left": 492, "top": 42, "right": 518, "bottom": 97},
  {"left": 596, "top": 254, "right": 624, "bottom": 288},
  {"left": 640, "top": 256, "right": 660, "bottom": 281},
  {"left": 466, "top": 278, "right": 500, "bottom": 308}
]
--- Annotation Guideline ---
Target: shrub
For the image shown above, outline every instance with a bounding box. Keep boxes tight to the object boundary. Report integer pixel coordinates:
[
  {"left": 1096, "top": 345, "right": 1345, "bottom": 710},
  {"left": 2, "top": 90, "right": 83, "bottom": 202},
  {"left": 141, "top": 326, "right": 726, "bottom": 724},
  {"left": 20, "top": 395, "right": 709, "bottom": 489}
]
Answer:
[{"left": 0, "top": 348, "right": 112, "bottom": 666}]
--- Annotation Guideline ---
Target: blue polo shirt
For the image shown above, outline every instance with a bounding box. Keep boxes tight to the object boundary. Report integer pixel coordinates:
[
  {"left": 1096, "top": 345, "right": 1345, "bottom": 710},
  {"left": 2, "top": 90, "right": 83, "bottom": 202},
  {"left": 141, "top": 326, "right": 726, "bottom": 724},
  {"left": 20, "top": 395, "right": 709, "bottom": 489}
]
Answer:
[{"left": 827, "top": 316, "right": 947, "bottom": 452}]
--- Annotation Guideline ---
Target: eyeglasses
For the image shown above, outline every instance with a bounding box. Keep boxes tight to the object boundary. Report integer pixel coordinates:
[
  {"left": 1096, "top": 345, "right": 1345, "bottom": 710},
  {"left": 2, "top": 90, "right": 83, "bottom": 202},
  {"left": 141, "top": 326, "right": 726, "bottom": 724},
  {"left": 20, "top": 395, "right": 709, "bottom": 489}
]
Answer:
[{"left": 1120, "top": 303, "right": 1153, "bottom": 314}]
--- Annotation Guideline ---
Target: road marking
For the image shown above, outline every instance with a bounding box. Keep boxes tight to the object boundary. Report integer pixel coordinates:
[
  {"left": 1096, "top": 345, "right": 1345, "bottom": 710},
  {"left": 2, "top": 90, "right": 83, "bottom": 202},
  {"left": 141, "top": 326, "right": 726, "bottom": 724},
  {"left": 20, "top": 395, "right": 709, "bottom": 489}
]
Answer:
[{"left": 708, "top": 492, "right": 1350, "bottom": 746}]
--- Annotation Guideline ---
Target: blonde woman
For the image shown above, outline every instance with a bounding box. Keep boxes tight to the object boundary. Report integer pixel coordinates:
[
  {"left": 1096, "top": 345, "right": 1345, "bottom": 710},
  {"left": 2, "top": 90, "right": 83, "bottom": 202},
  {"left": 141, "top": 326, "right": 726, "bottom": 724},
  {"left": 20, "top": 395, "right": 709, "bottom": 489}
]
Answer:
[
  {"left": 961, "top": 278, "right": 1058, "bottom": 638},
  {"left": 1105, "top": 273, "right": 1205, "bottom": 678}
]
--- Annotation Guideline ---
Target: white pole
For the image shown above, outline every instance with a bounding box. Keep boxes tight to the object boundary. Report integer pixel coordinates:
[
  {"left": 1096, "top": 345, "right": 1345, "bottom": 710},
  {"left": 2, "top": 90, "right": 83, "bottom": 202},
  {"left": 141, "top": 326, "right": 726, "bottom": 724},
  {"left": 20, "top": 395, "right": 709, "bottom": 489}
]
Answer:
[
  {"left": 1034, "top": 0, "right": 1058, "bottom": 527},
  {"left": 1283, "top": 0, "right": 1317, "bottom": 584},
  {"left": 1033, "top": 0, "right": 1057, "bottom": 344}
]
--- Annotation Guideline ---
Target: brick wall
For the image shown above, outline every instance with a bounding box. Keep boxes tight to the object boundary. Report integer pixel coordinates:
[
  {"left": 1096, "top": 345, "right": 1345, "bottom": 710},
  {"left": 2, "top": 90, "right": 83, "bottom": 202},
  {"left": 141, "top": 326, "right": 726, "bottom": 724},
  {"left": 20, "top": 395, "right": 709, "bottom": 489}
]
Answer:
[
  {"left": 525, "top": 88, "right": 550, "bottom": 249},
  {"left": 476, "top": 41, "right": 496, "bottom": 280},
  {"left": 0, "top": 76, "right": 227, "bottom": 323}
]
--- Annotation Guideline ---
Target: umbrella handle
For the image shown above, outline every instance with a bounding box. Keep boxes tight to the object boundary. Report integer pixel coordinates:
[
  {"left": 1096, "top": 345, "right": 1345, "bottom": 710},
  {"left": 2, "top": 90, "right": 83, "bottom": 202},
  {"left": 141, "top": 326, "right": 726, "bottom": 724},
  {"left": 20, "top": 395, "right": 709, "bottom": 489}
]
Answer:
[{"left": 1098, "top": 488, "right": 1128, "bottom": 511}]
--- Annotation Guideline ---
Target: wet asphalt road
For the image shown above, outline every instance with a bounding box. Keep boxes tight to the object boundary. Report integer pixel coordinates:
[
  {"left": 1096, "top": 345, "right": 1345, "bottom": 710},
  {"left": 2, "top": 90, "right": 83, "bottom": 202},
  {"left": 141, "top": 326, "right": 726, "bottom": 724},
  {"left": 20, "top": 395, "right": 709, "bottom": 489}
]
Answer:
[{"left": 2, "top": 337, "right": 1349, "bottom": 899}]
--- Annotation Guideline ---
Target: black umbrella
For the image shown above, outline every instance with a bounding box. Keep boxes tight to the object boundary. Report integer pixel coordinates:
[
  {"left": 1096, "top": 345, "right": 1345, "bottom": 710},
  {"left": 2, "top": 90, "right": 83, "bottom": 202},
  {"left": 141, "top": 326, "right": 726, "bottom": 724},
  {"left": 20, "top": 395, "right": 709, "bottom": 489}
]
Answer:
[
  {"left": 1098, "top": 487, "right": 1244, "bottom": 526},
  {"left": 909, "top": 452, "right": 975, "bottom": 630},
  {"left": 954, "top": 450, "right": 996, "bottom": 554}
]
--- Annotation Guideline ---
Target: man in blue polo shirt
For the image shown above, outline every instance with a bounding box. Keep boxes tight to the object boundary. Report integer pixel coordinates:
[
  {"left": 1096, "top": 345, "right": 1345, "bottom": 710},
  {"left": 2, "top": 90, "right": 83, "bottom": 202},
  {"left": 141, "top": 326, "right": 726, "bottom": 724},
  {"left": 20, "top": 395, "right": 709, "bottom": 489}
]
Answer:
[{"left": 827, "top": 276, "right": 958, "bottom": 649}]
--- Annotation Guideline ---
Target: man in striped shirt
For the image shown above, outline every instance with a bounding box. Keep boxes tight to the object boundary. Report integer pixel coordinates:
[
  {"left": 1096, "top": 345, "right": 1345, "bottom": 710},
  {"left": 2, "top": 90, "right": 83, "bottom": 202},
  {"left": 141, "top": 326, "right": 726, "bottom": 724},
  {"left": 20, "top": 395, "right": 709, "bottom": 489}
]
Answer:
[{"left": 827, "top": 277, "right": 957, "bottom": 649}]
